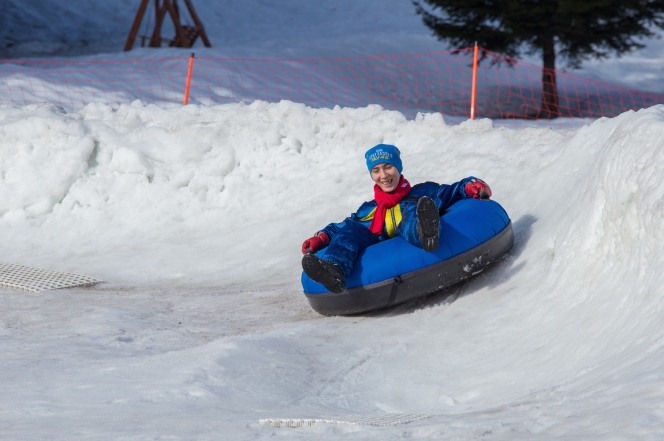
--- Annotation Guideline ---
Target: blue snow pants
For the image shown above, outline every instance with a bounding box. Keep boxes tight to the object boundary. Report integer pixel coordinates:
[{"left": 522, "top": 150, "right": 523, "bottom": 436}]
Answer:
[{"left": 319, "top": 202, "right": 430, "bottom": 277}]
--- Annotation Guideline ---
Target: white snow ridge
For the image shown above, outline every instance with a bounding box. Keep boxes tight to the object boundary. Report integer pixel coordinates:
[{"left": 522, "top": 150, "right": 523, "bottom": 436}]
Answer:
[{"left": 1, "top": 100, "right": 664, "bottom": 439}]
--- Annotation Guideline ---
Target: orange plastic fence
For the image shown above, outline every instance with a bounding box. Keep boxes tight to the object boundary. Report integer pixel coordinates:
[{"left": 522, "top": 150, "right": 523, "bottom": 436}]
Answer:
[{"left": 0, "top": 47, "right": 662, "bottom": 128}]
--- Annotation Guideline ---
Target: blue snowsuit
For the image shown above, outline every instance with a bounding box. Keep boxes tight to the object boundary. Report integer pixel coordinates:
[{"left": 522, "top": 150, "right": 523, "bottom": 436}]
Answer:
[{"left": 318, "top": 177, "right": 477, "bottom": 277}]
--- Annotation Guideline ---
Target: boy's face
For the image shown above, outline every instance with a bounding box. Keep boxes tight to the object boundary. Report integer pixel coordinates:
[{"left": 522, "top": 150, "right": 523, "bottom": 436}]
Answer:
[{"left": 371, "top": 163, "right": 401, "bottom": 192}]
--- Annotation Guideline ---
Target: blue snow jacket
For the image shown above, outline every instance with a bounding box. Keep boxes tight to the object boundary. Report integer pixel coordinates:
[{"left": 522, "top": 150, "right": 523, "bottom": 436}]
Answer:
[{"left": 320, "top": 177, "right": 477, "bottom": 242}]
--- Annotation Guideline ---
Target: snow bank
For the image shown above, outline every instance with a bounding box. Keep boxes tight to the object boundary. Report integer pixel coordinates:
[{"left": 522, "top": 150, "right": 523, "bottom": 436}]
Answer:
[
  {"left": 0, "top": 100, "right": 475, "bottom": 285},
  {"left": 1, "top": 101, "right": 664, "bottom": 438}
]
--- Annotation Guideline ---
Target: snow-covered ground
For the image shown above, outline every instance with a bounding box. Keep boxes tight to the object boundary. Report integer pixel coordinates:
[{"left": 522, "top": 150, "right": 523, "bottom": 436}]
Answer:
[
  {"left": 2, "top": 0, "right": 664, "bottom": 93},
  {"left": 2, "top": 1, "right": 664, "bottom": 439},
  {"left": 1, "top": 100, "right": 664, "bottom": 439}
]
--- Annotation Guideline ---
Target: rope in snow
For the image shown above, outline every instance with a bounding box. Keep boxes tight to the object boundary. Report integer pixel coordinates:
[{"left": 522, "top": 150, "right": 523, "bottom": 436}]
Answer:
[
  {"left": 260, "top": 413, "right": 435, "bottom": 428},
  {"left": 0, "top": 263, "right": 101, "bottom": 292}
]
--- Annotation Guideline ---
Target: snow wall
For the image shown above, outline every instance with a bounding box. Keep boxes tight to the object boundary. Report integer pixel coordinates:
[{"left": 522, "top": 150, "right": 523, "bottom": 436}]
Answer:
[{"left": 1, "top": 101, "right": 664, "bottom": 437}]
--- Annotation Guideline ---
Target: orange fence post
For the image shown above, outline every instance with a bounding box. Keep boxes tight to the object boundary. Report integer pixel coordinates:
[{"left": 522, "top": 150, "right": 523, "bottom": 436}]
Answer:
[
  {"left": 183, "top": 52, "right": 195, "bottom": 105},
  {"left": 470, "top": 42, "right": 479, "bottom": 120}
]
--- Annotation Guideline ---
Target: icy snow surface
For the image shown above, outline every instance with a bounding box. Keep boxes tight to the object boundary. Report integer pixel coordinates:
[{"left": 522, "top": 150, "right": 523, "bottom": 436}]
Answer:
[{"left": 1, "top": 100, "right": 664, "bottom": 439}]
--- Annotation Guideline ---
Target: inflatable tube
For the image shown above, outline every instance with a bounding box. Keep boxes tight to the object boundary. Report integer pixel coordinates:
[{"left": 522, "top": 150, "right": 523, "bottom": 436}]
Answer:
[{"left": 302, "top": 199, "right": 514, "bottom": 315}]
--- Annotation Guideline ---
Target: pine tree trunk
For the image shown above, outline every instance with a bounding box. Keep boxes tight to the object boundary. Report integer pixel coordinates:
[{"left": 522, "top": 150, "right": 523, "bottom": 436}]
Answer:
[{"left": 539, "top": 34, "right": 560, "bottom": 119}]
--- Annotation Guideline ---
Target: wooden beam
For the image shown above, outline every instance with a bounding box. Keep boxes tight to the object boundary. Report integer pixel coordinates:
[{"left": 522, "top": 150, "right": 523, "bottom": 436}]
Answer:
[
  {"left": 164, "top": 0, "right": 190, "bottom": 48},
  {"left": 183, "top": 0, "right": 212, "bottom": 47},
  {"left": 124, "top": 0, "right": 151, "bottom": 51},
  {"left": 149, "top": 0, "right": 169, "bottom": 47}
]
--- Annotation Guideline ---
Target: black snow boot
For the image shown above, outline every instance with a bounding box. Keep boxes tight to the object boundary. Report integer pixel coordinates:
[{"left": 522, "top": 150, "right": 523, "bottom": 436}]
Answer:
[
  {"left": 302, "top": 254, "right": 346, "bottom": 294},
  {"left": 416, "top": 196, "right": 440, "bottom": 252}
]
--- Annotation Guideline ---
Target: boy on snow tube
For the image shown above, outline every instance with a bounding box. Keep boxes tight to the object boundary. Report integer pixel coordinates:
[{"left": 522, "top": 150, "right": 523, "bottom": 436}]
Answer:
[{"left": 301, "top": 144, "right": 492, "bottom": 294}]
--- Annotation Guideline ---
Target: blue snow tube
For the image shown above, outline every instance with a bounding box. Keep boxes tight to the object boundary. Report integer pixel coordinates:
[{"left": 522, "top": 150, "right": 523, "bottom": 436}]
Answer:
[{"left": 302, "top": 198, "right": 513, "bottom": 315}]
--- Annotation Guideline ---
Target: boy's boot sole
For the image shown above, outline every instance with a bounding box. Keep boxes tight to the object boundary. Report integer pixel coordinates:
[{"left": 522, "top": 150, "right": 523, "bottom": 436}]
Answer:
[
  {"left": 416, "top": 196, "right": 440, "bottom": 252},
  {"left": 302, "top": 254, "right": 347, "bottom": 294}
]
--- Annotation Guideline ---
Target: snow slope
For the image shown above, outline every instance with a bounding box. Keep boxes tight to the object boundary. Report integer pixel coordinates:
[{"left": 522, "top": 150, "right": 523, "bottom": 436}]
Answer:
[
  {"left": 1, "top": 101, "right": 664, "bottom": 439},
  {"left": 0, "top": 0, "right": 443, "bottom": 59},
  {"left": 2, "top": 0, "right": 664, "bottom": 94}
]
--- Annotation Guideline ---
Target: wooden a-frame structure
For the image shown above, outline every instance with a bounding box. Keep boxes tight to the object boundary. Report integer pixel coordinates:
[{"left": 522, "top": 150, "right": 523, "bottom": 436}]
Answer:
[{"left": 124, "top": 0, "right": 211, "bottom": 51}]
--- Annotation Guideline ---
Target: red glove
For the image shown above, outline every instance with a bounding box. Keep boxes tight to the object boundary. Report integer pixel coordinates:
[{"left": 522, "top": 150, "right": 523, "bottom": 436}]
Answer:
[
  {"left": 301, "top": 232, "right": 330, "bottom": 254},
  {"left": 465, "top": 179, "right": 492, "bottom": 200}
]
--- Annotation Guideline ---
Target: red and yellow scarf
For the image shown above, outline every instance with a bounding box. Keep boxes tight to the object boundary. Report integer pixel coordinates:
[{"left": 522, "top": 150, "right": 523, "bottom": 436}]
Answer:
[{"left": 368, "top": 175, "right": 411, "bottom": 235}]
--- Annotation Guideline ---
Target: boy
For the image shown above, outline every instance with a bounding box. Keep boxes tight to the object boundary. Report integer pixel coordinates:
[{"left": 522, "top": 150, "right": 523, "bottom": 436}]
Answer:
[{"left": 301, "top": 144, "right": 491, "bottom": 293}]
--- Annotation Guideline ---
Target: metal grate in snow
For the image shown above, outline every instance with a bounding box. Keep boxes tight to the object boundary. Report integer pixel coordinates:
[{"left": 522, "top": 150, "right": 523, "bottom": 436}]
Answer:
[
  {"left": 260, "top": 414, "right": 434, "bottom": 428},
  {"left": 0, "top": 263, "right": 101, "bottom": 292}
]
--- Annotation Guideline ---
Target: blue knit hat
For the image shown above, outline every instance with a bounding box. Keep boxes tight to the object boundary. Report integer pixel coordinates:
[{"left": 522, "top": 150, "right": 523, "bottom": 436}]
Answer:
[{"left": 365, "top": 144, "right": 403, "bottom": 174}]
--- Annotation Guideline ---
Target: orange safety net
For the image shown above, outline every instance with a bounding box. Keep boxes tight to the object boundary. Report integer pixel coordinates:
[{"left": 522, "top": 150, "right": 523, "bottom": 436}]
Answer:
[{"left": 1, "top": 47, "right": 662, "bottom": 129}]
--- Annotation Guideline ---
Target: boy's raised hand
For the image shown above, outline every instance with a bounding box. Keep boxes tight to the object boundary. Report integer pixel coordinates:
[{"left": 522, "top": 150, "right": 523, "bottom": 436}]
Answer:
[{"left": 465, "top": 179, "right": 492, "bottom": 200}]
